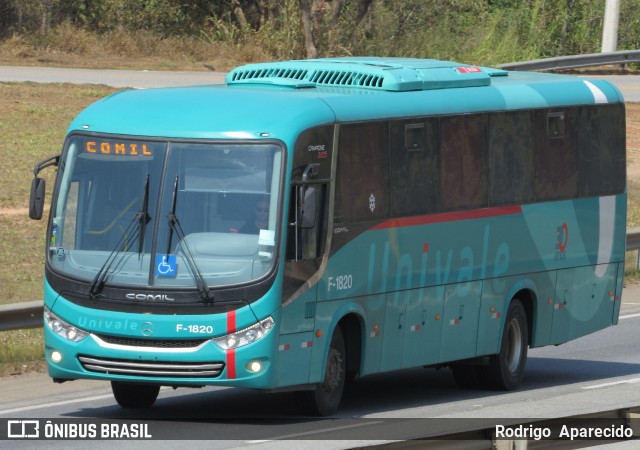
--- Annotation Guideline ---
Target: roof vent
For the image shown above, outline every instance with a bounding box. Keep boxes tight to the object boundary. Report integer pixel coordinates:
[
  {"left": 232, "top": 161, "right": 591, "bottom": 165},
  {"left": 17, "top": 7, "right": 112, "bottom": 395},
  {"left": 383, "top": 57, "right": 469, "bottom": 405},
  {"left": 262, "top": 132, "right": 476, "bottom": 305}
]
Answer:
[{"left": 226, "top": 58, "right": 498, "bottom": 91}]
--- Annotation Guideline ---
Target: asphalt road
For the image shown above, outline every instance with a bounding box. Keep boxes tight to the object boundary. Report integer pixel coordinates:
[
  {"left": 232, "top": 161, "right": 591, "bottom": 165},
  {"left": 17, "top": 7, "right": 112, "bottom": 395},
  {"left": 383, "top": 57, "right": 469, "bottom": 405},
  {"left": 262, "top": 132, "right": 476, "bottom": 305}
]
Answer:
[
  {"left": 0, "top": 66, "right": 226, "bottom": 88},
  {"left": 0, "top": 66, "right": 639, "bottom": 101}
]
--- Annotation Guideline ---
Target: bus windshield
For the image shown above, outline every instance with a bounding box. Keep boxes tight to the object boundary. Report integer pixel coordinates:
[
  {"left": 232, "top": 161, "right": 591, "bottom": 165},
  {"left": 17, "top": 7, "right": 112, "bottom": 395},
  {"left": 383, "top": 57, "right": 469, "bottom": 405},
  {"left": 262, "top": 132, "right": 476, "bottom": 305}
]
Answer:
[{"left": 48, "top": 135, "right": 283, "bottom": 290}]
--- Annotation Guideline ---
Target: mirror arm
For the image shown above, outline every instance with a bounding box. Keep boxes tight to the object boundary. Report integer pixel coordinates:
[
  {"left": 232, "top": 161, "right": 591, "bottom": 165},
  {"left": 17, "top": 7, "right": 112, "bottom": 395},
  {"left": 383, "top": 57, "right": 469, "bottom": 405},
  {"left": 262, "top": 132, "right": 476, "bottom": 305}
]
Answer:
[
  {"left": 301, "top": 163, "right": 320, "bottom": 184},
  {"left": 33, "top": 154, "right": 60, "bottom": 177},
  {"left": 299, "top": 163, "right": 319, "bottom": 213}
]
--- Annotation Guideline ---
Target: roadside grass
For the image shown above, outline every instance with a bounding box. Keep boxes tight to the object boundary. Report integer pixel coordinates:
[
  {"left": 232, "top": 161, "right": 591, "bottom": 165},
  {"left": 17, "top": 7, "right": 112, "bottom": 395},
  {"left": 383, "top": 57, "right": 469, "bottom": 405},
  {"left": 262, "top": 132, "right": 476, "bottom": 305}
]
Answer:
[
  {"left": 0, "top": 329, "right": 45, "bottom": 377},
  {"left": 625, "top": 103, "right": 640, "bottom": 281},
  {"left": 0, "top": 24, "right": 270, "bottom": 72},
  {"left": 0, "top": 82, "right": 117, "bottom": 304},
  {"left": 0, "top": 82, "right": 117, "bottom": 376}
]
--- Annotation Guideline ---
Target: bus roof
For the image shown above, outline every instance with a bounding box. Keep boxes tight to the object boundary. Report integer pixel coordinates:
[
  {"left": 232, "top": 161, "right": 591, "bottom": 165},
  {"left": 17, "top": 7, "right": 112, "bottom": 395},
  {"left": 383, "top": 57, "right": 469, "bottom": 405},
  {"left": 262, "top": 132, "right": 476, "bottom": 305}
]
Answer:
[{"left": 68, "top": 57, "right": 623, "bottom": 141}]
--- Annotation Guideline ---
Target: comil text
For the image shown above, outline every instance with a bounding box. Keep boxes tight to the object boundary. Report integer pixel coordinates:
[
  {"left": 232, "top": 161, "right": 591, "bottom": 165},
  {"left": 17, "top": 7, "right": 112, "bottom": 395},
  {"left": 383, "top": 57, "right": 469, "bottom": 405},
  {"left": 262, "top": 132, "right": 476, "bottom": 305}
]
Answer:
[{"left": 85, "top": 141, "right": 153, "bottom": 156}]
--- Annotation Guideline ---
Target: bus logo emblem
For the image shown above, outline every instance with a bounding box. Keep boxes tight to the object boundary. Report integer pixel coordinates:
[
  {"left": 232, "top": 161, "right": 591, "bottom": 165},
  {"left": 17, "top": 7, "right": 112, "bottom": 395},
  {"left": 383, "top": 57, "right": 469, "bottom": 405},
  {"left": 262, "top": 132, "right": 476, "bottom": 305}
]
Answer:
[
  {"left": 369, "top": 193, "right": 376, "bottom": 213},
  {"left": 555, "top": 223, "right": 569, "bottom": 260},
  {"left": 141, "top": 322, "right": 154, "bottom": 337}
]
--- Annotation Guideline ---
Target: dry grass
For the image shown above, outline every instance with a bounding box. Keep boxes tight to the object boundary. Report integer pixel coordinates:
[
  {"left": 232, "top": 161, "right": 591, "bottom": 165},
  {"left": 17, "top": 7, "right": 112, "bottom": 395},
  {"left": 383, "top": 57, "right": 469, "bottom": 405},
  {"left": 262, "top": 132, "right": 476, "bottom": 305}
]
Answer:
[
  {"left": 0, "top": 24, "right": 272, "bottom": 72},
  {"left": 0, "top": 329, "right": 46, "bottom": 377},
  {"left": 0, "top": 82, "right": 118, "bottom": 304}
]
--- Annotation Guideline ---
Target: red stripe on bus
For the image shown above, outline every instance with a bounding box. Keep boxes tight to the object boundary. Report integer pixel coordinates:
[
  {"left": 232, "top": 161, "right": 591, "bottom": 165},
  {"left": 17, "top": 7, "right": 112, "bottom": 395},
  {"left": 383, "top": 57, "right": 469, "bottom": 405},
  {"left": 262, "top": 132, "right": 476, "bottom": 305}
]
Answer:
[
  {"left": 370, "top": 205, "right": 522, "bottom": 230},
  {"left": 227, "top": 310, "right": 236, "bottom": 334},
  {"left": 227, "top": 349, "right": 236, "bottom": 379},
  {"left": 226, "top": 310, "right": 237, "bottom": 379}
]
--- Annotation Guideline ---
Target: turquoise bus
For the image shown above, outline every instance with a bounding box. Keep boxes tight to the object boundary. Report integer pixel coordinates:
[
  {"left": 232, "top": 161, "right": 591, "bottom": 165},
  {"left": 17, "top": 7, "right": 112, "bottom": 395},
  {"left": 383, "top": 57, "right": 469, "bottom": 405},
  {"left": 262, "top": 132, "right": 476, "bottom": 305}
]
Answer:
[{"left": 29, "top": 57, "right": 626, "bottom": 416}]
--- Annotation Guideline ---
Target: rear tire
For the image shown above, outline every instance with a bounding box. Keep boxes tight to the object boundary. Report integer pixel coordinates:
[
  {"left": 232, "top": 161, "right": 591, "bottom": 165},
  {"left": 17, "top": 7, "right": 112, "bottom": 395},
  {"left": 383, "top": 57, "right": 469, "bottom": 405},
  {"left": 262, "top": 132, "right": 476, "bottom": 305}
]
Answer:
[
  {"left": 111, "top": 381, "right": 160, "bottom": 408},
  {"left": 481, "top": 299, "right": 528, "bottom": 390},
  {"left": 295, "top": 326, "right": 346, "bottom": 416}
]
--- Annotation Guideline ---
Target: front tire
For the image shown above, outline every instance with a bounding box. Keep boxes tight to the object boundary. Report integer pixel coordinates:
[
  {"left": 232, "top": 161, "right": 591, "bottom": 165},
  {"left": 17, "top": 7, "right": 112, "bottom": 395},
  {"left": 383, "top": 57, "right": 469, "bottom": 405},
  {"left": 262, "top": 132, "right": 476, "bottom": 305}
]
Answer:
[
  {"left": 482, "top": 299, "right": 528, "bottom": 390},
  {"left": 111, "top": 381, "right": 160, "bottom": 408},
  {"left": 295, "top": 326, "right": 346, "bottom": 416}
]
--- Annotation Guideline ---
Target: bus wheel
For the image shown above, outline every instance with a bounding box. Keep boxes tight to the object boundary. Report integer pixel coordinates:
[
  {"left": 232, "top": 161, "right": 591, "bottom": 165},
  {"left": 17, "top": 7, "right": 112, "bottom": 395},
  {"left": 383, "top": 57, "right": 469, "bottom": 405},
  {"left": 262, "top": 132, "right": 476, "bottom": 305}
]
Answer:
[
  {"left": 111, "top": 381, "right": 160, "bottom": 408},
  {"left": 295, "top": 326, "right": 346, "bottom": 416},
  {"left": 483, "top": 299, "right": 528, "bottom": 390}
]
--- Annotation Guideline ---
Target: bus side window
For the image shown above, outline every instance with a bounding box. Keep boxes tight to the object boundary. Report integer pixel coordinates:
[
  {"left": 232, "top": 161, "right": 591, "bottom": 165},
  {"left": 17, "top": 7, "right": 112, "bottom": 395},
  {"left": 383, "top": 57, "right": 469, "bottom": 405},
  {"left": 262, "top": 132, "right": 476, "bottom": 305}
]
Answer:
[
  {"left": 488, "top": 111, "right": 534, "bottom": 206},
  {"left": 390, "top": 119, "right": 440, "bottom": 216},
  {"left": 441, "top": 114, "right": 488, "bottom": 210},
  {"left": 534, "top": 109, "right": 579, "bottom": 201},
  {"left": 335, "top": 123, "right": 389, "bottom": 222},
  {"left": 579, "top": 104, "right": 626, "bottom": 197}
]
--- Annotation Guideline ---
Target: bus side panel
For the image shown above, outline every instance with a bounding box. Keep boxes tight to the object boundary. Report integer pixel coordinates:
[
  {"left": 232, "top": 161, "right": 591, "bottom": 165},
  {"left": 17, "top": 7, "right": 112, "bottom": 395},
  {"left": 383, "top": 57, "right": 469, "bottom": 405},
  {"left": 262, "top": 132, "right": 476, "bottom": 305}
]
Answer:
[
  {"left": 401, "top": 285, "right": 444, "bottom": 368},
  {"left": 359, "top": 294, "right": 386, "bottom": 376},
  {"left": 307, "top": 298, "right": 380, "bottom": 383},
  {"left": 613, "top": 261, "right": 623, "bottom": 325},
  {"left": 439, "top": 281, "right": 481, "bottom": 362},
  {"left": 280, "top": 286, "right": 317, "bottom": 334},
  {"left": 551, "top": 264, "right": 616, "bottom": 344},
  {"left": 382, "top": 284, "right": 447, "bottom": 371},
  {"left": 478, "top": 272, "right": 557, "bottom": 352},
  {"left": 275, "top": 331, "right": 315, "bottom": 387},
  {"left": 476, "top": 278, "right": 506, "bottom": 357},
  {"left": 381, "top": 290, "right": 405, "bottom": 372}
]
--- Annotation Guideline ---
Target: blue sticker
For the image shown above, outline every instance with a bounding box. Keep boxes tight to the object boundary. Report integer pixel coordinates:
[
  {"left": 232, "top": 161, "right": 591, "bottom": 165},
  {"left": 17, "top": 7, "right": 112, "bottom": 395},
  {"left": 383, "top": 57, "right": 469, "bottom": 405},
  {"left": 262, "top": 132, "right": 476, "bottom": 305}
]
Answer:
[{"left": 155, "top": 254, "right": 177, "bottom": 277}]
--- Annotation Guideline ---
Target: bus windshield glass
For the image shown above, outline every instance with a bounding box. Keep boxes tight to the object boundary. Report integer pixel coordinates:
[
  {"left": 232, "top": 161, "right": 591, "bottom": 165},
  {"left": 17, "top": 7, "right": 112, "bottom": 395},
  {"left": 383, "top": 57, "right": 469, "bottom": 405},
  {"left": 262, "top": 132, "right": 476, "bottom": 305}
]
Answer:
[{"left": 48, "top": 135, "right": 283, "bottom": 290}]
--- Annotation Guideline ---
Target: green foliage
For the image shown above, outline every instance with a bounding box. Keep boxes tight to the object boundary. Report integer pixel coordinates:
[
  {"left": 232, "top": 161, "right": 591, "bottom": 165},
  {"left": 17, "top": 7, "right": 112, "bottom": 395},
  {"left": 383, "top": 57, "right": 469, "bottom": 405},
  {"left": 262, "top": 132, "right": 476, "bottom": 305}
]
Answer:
[{"left": 3, "top": 0, "right": 640, "bottom": 65}]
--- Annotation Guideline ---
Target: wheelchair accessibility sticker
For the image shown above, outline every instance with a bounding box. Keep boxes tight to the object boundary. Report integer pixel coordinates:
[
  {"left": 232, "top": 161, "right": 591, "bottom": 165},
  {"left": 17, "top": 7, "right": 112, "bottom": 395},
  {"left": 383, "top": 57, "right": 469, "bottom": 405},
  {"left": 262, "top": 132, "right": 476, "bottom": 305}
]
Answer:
[{"left": 155, "top": 254, "right": 177, "bottom": 277}]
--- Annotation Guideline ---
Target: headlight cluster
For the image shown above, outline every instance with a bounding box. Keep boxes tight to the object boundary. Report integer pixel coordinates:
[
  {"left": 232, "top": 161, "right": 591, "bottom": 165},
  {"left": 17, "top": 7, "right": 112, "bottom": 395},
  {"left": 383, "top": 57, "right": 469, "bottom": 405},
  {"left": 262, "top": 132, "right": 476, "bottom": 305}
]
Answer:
[
  {"left": 44, "top": 307, "right": 89, "bottom": 342},
  {"left": 212, "top": 316, "right": 274, "bottom": 350}
]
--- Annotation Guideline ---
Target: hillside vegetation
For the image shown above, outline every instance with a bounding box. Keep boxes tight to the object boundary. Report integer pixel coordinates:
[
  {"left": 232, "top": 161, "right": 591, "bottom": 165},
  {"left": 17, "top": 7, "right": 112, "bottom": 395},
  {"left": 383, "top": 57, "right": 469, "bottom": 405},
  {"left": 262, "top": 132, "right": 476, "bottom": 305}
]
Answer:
[{"left": 1, "top": 0, "right": 640, "bottom": 71}]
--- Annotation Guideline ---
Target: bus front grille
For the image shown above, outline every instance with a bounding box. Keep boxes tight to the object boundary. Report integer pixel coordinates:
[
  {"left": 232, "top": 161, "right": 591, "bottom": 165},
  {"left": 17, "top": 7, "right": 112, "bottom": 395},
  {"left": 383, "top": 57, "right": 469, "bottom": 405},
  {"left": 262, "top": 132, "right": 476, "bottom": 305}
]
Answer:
[
  {"left": 78, "top": 355, "right": 224, "bottom": 378},
  {"left": 94, "top": 333, "right": 208, "bottom": 349}
]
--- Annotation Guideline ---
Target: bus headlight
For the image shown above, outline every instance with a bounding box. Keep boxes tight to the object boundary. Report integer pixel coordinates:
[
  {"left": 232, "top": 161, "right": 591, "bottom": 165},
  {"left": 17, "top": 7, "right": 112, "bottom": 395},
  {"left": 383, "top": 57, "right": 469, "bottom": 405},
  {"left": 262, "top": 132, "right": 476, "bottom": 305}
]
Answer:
[
  {"left": 212, "top": 316, "right": 274, "bottom": 350},
  {"left": 44, "top": 307, "right": 89, "bottom": 343}
]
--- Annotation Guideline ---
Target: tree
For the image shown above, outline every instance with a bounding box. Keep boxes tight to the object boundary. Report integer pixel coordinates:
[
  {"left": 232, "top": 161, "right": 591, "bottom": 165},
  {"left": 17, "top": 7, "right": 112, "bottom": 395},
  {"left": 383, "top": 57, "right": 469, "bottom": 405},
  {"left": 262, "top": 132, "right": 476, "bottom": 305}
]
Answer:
[{"left": 299, "top": 0, "right": 372, "bottom": 58}]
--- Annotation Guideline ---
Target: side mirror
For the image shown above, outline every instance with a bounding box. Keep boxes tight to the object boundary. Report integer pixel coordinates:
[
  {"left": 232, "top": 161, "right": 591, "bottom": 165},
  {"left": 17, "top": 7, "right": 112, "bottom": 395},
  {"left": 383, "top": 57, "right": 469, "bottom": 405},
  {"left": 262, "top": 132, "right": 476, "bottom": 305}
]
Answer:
[
  {"left": 29, "top": 177, "right": 46, "bottom": 220},
  {"left": 300, "top": 186, "right": 317, "bottom": 229}
]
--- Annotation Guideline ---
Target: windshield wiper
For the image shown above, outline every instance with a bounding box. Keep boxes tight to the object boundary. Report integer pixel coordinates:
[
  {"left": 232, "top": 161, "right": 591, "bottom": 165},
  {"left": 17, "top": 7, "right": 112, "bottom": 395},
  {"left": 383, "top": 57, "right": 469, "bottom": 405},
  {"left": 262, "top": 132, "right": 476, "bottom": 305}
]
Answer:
[
  {"left": 166, "top": 176, "right": 214, "bottom": 304},
  {"left": 89, "top": 176, "right": 152, "bottom": 300},
  {"left": 138, "top": 175, "right": 151, "bottom": 257}
]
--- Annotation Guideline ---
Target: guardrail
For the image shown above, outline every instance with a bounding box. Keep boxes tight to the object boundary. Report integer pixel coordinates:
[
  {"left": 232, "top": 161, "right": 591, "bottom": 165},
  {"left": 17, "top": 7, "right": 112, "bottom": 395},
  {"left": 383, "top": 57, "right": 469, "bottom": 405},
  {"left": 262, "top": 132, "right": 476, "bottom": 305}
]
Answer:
[
  {"left": 3, "top": 229, "right": 640, "bottom": 333},
  {"left": 0, "top": 300, "right": 43, "bottom": 332},
  {"left": 500, "top": 49, "right": 640, "bottom": 71}
]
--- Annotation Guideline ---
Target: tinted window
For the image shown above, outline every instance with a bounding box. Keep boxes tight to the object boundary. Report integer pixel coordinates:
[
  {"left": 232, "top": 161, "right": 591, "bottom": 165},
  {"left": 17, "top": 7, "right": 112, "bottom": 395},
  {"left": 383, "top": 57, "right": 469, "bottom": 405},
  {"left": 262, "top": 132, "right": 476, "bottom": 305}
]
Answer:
[
  {"left": 390, "top": 119, "right": 440, "bottom": 216},
  {"left": 579, "top": 104, "right": 626, "bottom": 196},
  {"left": 336, "top": 123, "right": 390, "bottom": 222},
  {"left": 489, "top": 111, "right": 534, "bottom": 206},
  {"left": 441, "top": 114, "right": 488, "bottom": 210},
  {"left": 534, "top": 109, "right": 579, "bottom": 201}
]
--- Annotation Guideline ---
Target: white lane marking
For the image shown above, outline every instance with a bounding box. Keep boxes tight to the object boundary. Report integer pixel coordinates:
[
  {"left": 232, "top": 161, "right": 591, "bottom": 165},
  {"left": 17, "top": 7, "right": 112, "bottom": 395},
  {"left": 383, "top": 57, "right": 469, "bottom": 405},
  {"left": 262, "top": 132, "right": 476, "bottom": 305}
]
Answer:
[
  {"left": 0, "top": 386, "right": 175, "bottom": 415},
  {"left": 245, "top": 421, "right": 384, "bottom": 443},
  {"left": 582, "top": 377, "right": 640, "bottom": 390},
  {"left": 0, "top": 393, "right": 113, "bottom": 415},
  {"left": 619, "top": 313, "right": 640, "bottom": 320}
]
